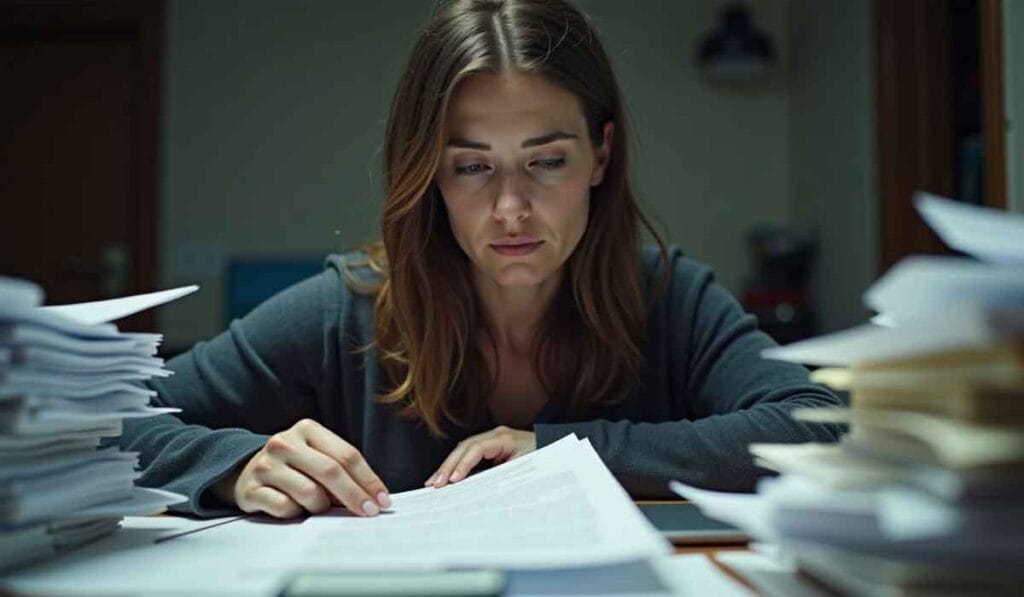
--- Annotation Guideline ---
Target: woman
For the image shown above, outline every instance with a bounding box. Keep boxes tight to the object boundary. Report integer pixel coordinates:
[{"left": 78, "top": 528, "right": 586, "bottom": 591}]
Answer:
[{"left": 120, "top": 0, "right": 842, "bottom": 520}]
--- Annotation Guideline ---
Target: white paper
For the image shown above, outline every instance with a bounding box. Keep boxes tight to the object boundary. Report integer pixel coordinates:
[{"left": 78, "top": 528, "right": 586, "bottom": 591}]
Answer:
[
  {"left": 41, "top": 285, "right": 199, "bottom": 325},
  {"left": 7, "top": 344, "right": 165, "bottom": 373},
  {"left": 0, "top": 446, "right": 131, "bottom": 482},
  {"left": 0, "top": 277, "right": 44, "bottom": 309},
  {"left": 794, "top": 407, "right": 1024, "bottom": 469},
  {"left": 67, "top": 487, "right": 187, "bottom": 519},
  {"left": 0, "top": 324, "right": 158, "bottom": 357},
  {"left": 1, "top": 393, "right": 152, "bottom": 414},
  {"left": 0, "top": 423, "right": 120, "bottom": 449},
  {"left": 0, "top": 305, "right": 120, "bottom": 339},
  {"left": 668, "top": 481, "right": 773, "bottom": 541},
  {"left": 3, "top": 436, "right": 671, "bottom": 596},
  {"left": 263, "top": 435, "right": 669, "bottom": 571},
  {"left": 0, "top": 406, "right": 179, "bottom": 435},
  {"left": 715, "top": 551, "right": 830, "bottom": 597},
  {"left": 761, "top": 304, "right": 1024, "bottom": 365},
  {"left": 0, "top": 378, "right": 156, "bottom": 400},
  {"left": 651, "top": 554, "right": 753, "bottom": 596},
  {"left": 915, "top": 192, "right": 1024, "bottom": 266},
  {"left": 864, "top": 256, "right": 1024, "bottom": 326},
  {"left": 0, "top": 436, "right": 100, "bottom": 459},
  {"left": 1, "top": 458, "right": 139, "bottom": 526}
]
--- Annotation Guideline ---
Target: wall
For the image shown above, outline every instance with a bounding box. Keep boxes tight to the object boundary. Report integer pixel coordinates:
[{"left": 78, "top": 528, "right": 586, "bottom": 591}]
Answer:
[
  {"left": 788, "top": 0, "right": 876, "bottom": 332},
  {"left": 157, "top": 0, "right": 796, "bottom": 348}
]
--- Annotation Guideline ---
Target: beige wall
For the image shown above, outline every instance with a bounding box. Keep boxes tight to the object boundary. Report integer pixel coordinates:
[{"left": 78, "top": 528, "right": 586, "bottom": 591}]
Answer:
[{"left": 158, "top": 0, "right": 869, "bottom": 348}]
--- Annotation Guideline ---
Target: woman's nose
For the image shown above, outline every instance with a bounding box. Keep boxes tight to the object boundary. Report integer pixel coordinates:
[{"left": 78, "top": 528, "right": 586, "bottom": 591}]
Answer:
[{"left": 492, "top": 174, "right": 530, "bottom": 223}]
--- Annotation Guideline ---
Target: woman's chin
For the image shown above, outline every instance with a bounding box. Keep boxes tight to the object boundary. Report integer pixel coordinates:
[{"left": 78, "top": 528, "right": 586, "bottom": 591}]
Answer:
[{"left": 488, "top": 263, "right": 552, "bottom": 287}]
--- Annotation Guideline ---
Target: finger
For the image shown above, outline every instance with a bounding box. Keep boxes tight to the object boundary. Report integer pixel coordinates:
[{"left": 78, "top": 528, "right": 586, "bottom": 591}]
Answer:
[
  {"left": 303, "top": 428, "right": 391, "bottom": 511},
  {"left": 430, "top": 442, "right": 472, "bottom": 487},
  {"left": 451, "top": 438, "right": 507, "bottom": 482},
  {"left": 285, "top": 444, "right": 382, "bottom": 516},
  {"left": 427, "top": 427, "right": 506, "bottom": 487},
  {"left": 241, "top": 486, "right": 303, "bottom": 519},
  {"left": 260, "top": 464, "right": 332, "bottom": 515}
]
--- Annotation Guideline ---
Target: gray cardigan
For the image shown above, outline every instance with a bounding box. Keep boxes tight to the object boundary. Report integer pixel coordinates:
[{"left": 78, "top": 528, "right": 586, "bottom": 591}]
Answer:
[{"left": 110, "top": 246, "right": 842, "bottom": 517}]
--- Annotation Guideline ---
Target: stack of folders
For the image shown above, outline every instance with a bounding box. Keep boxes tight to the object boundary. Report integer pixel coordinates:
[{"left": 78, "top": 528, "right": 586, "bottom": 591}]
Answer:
[
  {"left": 0, "top": 277, "right": 194, "bottom": 571},
  {"left": 677, "top": 194, "right": 1024, "bottom": 596}
]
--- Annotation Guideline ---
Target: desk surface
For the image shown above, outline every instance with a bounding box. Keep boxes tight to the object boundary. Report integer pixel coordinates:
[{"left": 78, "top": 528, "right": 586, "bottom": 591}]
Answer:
[{"left": 640, "top": 500, "right": 755, "bottom": 592}]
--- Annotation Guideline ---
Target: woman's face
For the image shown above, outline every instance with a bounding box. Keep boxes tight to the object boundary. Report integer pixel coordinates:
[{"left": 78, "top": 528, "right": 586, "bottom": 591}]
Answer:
[{"left": 436, "top": 72, "right": 612, "bottom": 289}]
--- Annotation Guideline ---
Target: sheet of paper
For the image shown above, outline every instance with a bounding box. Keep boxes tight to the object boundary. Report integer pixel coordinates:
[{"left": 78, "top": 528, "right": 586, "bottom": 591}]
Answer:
[
  {"left": 863, "top": 256, "right": 1024, "bottom": 326},
  {"left": 0, "top": 277, "right": 43, "bottom": 309},
  {"left": 41, "top": 285, "right": 199, "bottom": 325},
  {"left": 1, "top": 378, "right": 156, "bottom": 400},
  {"left": 12, "top": 345, "right": 165, "bottom": 373},
  {"left": 0, "top": 324, "right": 158, "bottom": 357},
  {"left": 794, "top": 406, "right": 1024, "bottom": 469},
  {"left": 915, "top": 192, "right": 1024, "bottom": 266},
  {"left": 0, "top": 306, "right": 120, "bottom": 339},
  {"left": 716, "top": 551, "right": 831, "bottom": 597},
  {"left": 4, "top": 436, "right": 671, "bottom": 596},
  {"left": 0, "top": 406, "right": 179, "bottom": 435},
  {"left": 668, "top": 481, "right": 774, "bottom": 541},
  {"left": 2, "top": 512, "right": 295, "bottom": 595},
  {"left": 69, "top": 487, "right": 187, "bottom": 519},
  {"left": 760, "top": 303, "right": 1024, "bottom": 365},
  {"left": 261, "top": 435, "right": 669, "bottom": 571},
  {"left": 650, "top": 554, "right": 753, "bottom": 596}
]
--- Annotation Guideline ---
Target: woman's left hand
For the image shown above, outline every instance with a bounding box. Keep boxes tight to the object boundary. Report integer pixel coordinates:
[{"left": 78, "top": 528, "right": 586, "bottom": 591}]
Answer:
[{"left": 425, "top": 426, "right": 536, "bottom": 488}]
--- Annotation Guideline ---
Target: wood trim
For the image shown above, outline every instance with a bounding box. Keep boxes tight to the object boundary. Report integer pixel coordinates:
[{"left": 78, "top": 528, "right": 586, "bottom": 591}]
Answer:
[
  {"left": 980, "top": 0, "right": 1007, "bottom": 209},
  {"left": 873, "top": 0, "right": 953, "bottom": 273}
]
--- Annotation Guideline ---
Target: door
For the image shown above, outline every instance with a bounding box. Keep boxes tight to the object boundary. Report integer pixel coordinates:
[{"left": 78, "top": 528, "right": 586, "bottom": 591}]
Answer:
[
  {"left": 0, "top": 0, "right": 162, "bottom": 330},
  {"left": 873, "top": 0, "right": 1006, "bottom": 272}
]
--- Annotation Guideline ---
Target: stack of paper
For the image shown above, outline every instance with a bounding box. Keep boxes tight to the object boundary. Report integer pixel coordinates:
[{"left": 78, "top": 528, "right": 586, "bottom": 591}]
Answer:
[
  {"left": 677, "top": 195, "right": 1024, "bottom": 596},
  {"left": 0, "top": 278, "right": 192, "bottom": 571},
  {"left": 3, "top": 434, "right": 683, "bottom": 596}
]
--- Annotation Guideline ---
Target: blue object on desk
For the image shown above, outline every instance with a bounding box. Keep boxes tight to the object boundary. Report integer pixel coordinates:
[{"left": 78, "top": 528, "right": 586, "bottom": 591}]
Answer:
[{"left": 226, "top": 258, "right": 322, "bottom": 323}]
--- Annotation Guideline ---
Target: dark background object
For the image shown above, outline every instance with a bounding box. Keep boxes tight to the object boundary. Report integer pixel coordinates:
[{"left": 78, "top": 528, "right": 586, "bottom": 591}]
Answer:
[
  {"left": 695, "top": 3, "right": 776, "bottom": 82},
  {"left": 0, "top": 0, "right": 163, "bottom": 332},
  {"left": 742, "top": 226, "right": 818, "bottom": 344}
]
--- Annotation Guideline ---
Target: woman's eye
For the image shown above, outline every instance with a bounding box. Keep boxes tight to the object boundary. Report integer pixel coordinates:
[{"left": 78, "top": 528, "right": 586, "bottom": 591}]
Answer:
[
  {"left": 455, "top": 163, "right": 489, "bottom": 176},
  {"left": 531, "top": 158, "right": 565, "bottom": 170}
]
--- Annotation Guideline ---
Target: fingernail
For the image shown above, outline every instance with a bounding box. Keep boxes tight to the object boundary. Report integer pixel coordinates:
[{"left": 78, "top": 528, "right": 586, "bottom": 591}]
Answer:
[
  {"left": 377, "top": 492, "right": 391, "bottom": 509},
  {"left": 450, "top": 470, "right": 461, "bottom": 482},
  {"left": 424, "top": 475, "right": 435, "bottom": 487},
  {"left": 362, "top": 500, "right": 380, "bottom": 516}
]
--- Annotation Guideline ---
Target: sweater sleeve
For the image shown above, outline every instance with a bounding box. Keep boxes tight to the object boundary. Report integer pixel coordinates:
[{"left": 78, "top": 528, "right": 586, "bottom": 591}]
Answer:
[
  {"left": 104, "top": 269, "right": 338, "bottom": 517},
  {"left": 534, "top": 251, "right": 844, "bottom": 496}
]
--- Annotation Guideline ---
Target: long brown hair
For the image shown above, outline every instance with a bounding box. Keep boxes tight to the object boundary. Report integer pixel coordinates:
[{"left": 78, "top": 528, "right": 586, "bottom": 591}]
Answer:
[{"left": 347, "top": 0, "right": 668, "bottom": 437}]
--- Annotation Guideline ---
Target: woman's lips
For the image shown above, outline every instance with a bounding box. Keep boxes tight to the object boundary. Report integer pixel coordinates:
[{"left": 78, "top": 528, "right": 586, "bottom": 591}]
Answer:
[{"left": 490, "top": 240, "right": 543, "bottom": 256}]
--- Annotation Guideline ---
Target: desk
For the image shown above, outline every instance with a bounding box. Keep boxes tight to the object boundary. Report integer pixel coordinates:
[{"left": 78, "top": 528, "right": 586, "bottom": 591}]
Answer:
[
  {"left": 640, "top": 500, "right": 755, "bottom": 592},
  {"left": 3, "top": 506, "right": 759, "bottom": 596}
]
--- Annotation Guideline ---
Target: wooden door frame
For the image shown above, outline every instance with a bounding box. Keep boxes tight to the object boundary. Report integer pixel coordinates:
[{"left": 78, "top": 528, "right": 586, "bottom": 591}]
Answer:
[
  {"left": 873, "top": 0, "right": 1006, "bottom": 273},
  {"left": 980, "top": 0, "right": 1006, "bottom": 209},
  {"left": 0, "top": 0, "right": 163, "bottom": 328}
]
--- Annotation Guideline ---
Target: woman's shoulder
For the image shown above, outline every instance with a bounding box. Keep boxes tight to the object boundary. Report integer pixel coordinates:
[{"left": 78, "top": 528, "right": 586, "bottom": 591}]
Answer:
[
  {"left": 324, "top": 249, "right": 386, "bottom": 294},
  {"left": 319, "top": 250, "right": 381, "bottom": 340},
  {"left": 639, "top": 244, "right": 715, "bottom": 298}
]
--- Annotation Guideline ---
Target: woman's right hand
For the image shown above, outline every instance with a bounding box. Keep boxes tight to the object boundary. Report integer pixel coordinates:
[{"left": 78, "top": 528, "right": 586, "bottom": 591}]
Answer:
[{"left": 212, "top": 418, "right": 391, "bottom": 519}]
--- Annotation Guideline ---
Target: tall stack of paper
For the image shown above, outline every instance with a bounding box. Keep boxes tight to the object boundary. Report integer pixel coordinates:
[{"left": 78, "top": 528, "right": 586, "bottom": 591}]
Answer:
[
  {"left": 678, "top": 194, "right": 1024, "bottom": 596},
  {"left": 0, "top": 278, "right": 193, "bottom": 571}
]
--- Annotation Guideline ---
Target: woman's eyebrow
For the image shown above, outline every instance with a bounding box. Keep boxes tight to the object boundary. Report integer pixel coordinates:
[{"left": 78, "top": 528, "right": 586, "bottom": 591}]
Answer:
[{"left": 446, "top": 130, "right": 578, "bottom": 150}]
